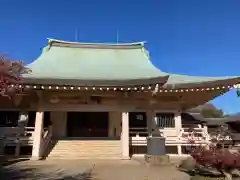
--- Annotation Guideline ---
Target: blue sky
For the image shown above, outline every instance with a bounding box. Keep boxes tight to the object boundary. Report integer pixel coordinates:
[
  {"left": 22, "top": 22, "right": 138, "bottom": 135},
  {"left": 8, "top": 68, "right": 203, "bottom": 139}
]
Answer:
[{"left": 0, "top": 0, "right": 240, "bottom": 114}]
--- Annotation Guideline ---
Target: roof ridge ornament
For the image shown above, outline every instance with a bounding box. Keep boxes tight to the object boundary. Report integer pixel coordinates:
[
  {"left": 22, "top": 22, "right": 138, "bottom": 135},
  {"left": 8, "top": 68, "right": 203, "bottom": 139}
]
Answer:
[{"left": 47, "top": 38, "right": 146, "bottom": 47}]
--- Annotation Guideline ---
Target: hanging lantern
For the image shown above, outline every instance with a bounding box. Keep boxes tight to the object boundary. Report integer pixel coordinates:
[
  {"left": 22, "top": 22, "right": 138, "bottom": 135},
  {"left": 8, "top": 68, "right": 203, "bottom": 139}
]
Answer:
[
  {"left": 237, "top": 88, "right": 240, "bottom": 97},
  {"left": 235, "top": 84, "right": 240, "bottom": 97}
]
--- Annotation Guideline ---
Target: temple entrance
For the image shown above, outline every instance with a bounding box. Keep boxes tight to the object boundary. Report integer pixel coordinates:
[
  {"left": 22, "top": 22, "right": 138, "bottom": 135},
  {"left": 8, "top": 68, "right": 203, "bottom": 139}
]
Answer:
[
  {"left": 129, "top": 112, "right": 147, "bottom": 137},
  {"left": 67, "top": 112, "right": 109, "bottom": 137}
]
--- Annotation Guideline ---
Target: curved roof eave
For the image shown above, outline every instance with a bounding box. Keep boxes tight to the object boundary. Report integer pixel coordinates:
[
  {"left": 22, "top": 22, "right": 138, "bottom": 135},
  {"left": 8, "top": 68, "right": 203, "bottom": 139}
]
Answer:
[
  {"left": 22, "top": 75, "right": 170, "bottom": 87},
  {"left": 22, "top": 38, "right": 240, "bottom": 88},
  {"left": 163, "top": 74, "right": 240, "bottom": 88}
]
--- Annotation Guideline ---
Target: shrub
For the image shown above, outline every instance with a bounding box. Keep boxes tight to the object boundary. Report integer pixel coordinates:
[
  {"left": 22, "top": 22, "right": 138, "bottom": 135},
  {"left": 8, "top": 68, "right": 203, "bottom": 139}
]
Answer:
[
  {"left": 185, "top": 126, "right": 240, "bottom": 180},
  {"left": 179, "top": 157, "right": 197, "bottom": 172},
  {"left": 190, "top": 175, "right": 225, "bottom": 180}
]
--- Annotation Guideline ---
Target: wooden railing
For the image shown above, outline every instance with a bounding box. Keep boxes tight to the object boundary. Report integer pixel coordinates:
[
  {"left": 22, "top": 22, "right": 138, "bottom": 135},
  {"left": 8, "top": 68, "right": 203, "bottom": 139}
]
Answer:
[
  {"left": 129, "top": 127, "right": 240, "bottom": 147},
  {"left": 129, "top": 127, "right": 148, "bottom": 137},
  {"left": 0, "top": 126, "right": 48, "bottom": 146},
  {"left": 129, "top": 127, "right": 210, "bottom": 146},
  {"left": 178, "top": 128, "right": 210, "bottom": 141},
  {"left": 25, "top": 127, "right": 48, "bottom": 138}
]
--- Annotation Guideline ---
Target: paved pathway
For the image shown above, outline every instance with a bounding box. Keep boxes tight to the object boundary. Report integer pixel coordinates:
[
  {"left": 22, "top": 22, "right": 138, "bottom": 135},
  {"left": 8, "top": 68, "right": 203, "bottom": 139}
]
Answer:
[{"left": 0, "top": 158, "right": 190, "bottom": 180}]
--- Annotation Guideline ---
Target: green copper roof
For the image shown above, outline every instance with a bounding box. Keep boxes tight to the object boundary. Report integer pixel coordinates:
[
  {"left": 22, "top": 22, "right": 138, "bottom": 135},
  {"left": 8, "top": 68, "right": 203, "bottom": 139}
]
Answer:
[
  {"left": 25, "top": 39, "right": 163, "bottom": 80},
  {"left": 23, "top": 39, "right": 240, "bottom": 87},
  {"left": 164, "top": 74, "right": 240, "bottom": 88}
]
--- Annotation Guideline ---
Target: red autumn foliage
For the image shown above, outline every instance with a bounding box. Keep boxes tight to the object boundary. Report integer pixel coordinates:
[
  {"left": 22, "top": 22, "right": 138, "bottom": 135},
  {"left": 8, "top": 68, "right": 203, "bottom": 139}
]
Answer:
[
  {"left": 187, "top": 126, "right": 240, "bottom": 179},
  {"left": 0, "top": 54, "right": 30, "bottom": 96}
]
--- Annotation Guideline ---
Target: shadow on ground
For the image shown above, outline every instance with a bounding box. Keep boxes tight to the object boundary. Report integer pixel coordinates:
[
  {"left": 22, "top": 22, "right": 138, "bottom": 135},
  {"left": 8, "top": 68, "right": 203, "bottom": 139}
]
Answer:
[
  {"left": 2, "top": 157, "right": 29, "bottom": 166},
  {"left": 0, "top": 164, "right": 95, "bottom": 180},
  {"left": 1, "top": 158, "right": 191, "bottom": 180}
]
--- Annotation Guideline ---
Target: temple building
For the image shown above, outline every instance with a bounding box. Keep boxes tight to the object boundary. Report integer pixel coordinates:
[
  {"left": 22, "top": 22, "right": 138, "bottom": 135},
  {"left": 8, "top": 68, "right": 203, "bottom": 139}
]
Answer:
[{"left": 1, "top": 39, "right": 240, "bottom": 160}]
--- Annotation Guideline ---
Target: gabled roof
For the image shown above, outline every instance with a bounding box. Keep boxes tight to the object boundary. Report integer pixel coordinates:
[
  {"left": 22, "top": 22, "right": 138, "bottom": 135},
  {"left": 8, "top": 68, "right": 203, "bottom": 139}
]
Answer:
[
  {"left": 181, "top": 112, "right": 204, "bottom": 124},
  {"left": 164, "top": 74, "right": 240, "bottom": 88},
  {"left": 23, "top": 39, "right": 169, "bottom": 86},
  {"left": 23, "top": 39, "right": 240, "bottom": 87},
  {"left": 188, "top": 113, "right": 240, "bottom": 126}
]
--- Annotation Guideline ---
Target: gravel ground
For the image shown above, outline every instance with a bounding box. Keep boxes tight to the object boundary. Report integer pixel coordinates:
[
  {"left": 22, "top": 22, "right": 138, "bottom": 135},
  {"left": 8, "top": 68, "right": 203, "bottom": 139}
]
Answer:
[{"left": 0, "top": 157, "right": 190, "bottom": 180}]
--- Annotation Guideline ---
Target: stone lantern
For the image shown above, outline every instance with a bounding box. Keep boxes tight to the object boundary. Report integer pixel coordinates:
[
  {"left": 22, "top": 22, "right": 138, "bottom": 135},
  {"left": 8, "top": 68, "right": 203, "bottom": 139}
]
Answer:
[{"left": 144, "top": 129, "right": 170, "bottom": 166}]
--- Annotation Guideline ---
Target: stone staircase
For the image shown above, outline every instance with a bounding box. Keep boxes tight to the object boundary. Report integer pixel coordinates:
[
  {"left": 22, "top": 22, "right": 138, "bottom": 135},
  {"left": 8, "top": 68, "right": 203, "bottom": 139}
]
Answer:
[{"left": 47, "top": 139, "right": 122, "bottom": 159}]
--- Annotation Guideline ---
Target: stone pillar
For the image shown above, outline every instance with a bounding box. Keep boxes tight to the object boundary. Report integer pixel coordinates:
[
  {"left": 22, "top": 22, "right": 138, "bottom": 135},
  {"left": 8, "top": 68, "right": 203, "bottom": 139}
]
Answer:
[
  {"left": 121, "top": 112, "right": 130, "bottom": 160},
  {"left": 31, "top": 111, "right": 44, "bottom": 160}
]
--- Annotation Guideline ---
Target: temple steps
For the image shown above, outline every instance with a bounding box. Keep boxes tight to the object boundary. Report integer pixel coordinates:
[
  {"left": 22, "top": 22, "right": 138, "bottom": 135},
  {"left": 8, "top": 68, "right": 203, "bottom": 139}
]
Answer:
[{"left": 46, "top": 139, "right": 122, "bottom": 159}]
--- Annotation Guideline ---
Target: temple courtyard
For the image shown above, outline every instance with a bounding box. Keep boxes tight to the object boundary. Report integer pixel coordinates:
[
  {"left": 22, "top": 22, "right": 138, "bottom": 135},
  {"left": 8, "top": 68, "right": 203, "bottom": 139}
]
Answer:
[{"left": 0, "top": 157, "right": 190, "bottom": 180}]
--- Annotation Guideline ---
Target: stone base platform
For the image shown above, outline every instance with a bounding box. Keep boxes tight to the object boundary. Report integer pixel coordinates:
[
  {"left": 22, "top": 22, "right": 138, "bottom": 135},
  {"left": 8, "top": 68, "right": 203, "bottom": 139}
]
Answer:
[{"left": 144, "top": 154, "right": 170, "bottom": 166}]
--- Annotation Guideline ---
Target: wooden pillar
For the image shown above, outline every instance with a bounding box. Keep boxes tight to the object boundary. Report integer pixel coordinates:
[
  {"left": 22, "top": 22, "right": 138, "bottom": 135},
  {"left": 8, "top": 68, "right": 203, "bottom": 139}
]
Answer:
[
  {"left": 31, "top": 111, "right": 44, "bottom": 160},
  {"left": 177, "top": 145, "right": 182, "bottom": 156},
  {"left": 175, "top": 112, "right": 182, "bottom": 156},
  {"left": 175, "top": 112, "right": 182, "bottom": 134},
  {"left": 15, "top": 139, "right": 20, "bottom": 157},
  {"left": 146, "top": 110, "right": 155, "bottom": 136},
  {"left": 203, "top": 124, "right": 210, "bottom": 142},
  {"left": 121, "top": 112, "right": 130, "bottom": 160}
]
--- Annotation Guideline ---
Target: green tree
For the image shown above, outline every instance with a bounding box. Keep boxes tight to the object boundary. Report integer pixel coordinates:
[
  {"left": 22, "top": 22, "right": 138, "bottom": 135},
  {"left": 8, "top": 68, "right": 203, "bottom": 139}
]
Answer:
[{"left": 201, "top": 108, "right": 224, "bottom": 118}]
